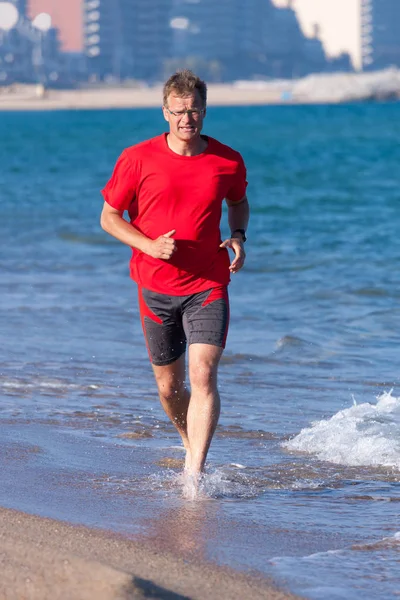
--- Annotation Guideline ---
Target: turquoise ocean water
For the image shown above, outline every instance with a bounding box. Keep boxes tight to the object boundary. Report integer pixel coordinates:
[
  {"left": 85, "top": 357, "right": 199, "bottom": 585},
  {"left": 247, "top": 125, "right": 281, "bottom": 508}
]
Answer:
[{"left": 1, "top": 104, "right": 399, "bottom": 599}]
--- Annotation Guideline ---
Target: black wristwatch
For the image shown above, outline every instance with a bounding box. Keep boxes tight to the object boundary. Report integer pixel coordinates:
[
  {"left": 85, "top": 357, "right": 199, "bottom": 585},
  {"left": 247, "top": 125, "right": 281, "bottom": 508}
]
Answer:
[{"left": 231, "top": 228, "right": 247, "bottom": 242}]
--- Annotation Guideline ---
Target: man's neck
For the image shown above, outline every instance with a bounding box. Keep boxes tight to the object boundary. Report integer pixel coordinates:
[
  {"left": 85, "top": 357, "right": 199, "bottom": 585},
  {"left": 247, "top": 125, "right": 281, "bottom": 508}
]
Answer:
[{"left": 166, "top": 134, "right": 207, "bottom": 157}]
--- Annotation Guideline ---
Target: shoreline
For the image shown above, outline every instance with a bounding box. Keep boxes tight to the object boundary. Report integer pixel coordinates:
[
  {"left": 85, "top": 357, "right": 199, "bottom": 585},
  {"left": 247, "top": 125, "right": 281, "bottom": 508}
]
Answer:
[
  {"left": 1, "top": 69, "right": 400, "bottom": 111},
  {"left": 0, "top": 84, "right": 285, "bottom": 111},
  {"left": 0, "top": 505, "right": 298, "bottom": 600}
]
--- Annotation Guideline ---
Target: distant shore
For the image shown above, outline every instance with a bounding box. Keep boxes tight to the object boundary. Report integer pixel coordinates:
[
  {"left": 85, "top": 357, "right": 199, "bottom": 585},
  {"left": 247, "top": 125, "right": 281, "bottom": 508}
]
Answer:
[
  {"left": 0, "top": 506, "right": 297, "bottom": 600},
  {"left": 1, "top": 69, "right": 400, "bottom": 111},
  {"left": 0, "top": 83, "right": 284, "bottom": 111}
]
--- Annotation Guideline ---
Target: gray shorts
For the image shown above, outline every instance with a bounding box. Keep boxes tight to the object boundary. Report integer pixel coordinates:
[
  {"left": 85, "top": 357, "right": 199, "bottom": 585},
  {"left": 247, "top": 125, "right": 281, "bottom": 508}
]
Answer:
[{"left": 138, "top": 286, "right": 230, "bottom": 366}]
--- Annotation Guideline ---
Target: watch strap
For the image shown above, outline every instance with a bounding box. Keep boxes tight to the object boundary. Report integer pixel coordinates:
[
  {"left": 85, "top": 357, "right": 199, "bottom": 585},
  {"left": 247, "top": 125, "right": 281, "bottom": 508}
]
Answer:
[{"left": 231, "top": 228, "right": 247, "bottom": 242}]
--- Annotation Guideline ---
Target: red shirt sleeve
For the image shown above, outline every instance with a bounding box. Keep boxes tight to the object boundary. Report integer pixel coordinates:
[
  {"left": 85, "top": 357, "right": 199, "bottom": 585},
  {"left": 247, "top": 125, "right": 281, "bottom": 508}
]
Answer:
[
  {"left": 101, "top": 150, "right": 138, "bottom": 212},
  {"left": 226, "top": 154, "right": 248, "bottom": 203}
]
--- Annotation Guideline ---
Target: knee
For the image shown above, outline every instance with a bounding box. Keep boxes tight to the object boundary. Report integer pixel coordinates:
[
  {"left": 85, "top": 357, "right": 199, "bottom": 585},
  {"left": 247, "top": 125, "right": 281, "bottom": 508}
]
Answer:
[
  {"left": 189, "top": 362, "right": 217, "bottom": 393},
  {"left": 155, "top": 376, "right": 185, "bottom": 402}
]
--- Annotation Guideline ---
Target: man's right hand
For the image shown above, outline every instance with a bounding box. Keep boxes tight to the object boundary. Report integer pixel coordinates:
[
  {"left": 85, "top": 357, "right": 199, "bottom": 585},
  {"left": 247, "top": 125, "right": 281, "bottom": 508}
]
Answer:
[{"left": 146, "top": 230, "right": 177, "bottom": 260}]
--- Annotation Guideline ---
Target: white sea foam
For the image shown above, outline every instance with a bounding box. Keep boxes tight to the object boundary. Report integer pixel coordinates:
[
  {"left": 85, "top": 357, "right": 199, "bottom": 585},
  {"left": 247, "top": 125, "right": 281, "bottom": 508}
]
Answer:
[
  {"left": 283, "top": 391, "right": 400, "bottom": 469},
  {"left": 1, "top": 377, "right": 98, "bottom": 393}
]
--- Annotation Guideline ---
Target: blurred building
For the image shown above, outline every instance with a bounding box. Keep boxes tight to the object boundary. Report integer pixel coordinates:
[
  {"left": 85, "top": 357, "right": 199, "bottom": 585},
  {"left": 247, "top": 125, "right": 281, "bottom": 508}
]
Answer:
[
  {"left": 28, "top": 0, "right": 82, "bottom": 52},
  {"left": 169, "top": 0, "right": 328, "bottom": 80},
  {"left": 83, "top": 0, "right": 331, "bottom": 82},
  {"left": 168, "top": 0, "right": 240, "bottom": 80},
  {"left": 84, "top": 0, "right": 171, "bottom": 81},
  {"left": 1, "top": 0, "right": 348, "bottom": 85},
  {"left": 361, "top": 0, "right": 400, "bottom": 70},
  {"left": 0, "top": 1, "right": 71, "bottom": 85}
]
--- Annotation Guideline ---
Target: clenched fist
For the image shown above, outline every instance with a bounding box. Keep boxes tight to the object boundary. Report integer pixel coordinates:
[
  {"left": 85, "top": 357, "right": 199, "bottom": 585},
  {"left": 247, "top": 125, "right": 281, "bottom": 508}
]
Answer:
[{"left": 146, "top": 229, "right": 177, "bottom": 260}]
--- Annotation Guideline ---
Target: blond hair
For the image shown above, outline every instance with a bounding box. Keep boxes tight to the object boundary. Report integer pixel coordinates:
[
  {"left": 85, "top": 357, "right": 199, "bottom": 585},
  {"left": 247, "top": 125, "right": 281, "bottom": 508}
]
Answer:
[{"left": 163, "top": 70, "right": 207, "bottom": 107}]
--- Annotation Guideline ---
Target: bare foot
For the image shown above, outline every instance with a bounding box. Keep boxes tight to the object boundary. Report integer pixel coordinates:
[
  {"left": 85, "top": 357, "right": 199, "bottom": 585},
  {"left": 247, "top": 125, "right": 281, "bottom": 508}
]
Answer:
[{"left": 182, "top": 471, "right": 202, "bottom": 500}]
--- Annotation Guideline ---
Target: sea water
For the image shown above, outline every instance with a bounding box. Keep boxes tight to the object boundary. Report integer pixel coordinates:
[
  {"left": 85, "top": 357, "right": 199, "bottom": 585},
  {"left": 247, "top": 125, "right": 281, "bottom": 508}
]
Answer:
[{"left": 0, "top": 103, "right": 399, "bottom": 599}]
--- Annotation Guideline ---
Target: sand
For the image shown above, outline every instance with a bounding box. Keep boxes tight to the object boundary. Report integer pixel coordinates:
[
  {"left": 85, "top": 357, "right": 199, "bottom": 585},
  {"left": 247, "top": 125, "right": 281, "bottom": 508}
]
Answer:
[
  {"left": 0, "top": 83, "right": 284, "bottom": 111},
  {"left": 0, "top": 506, "right": 299, "bottom": 600},
  {"left": 1, "top": 69, "right": 399, "bottom": 111}
]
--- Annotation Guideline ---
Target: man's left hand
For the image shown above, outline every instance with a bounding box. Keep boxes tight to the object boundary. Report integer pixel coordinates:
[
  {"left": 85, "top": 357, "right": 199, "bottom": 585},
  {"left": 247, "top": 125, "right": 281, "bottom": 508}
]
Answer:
[{"left": 220, "top": 237, "right": 246, "bottom": 274}]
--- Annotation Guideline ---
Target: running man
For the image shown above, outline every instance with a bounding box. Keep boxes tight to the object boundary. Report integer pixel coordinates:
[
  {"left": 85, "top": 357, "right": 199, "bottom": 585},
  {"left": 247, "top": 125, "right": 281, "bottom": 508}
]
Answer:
[{"left": 101, "top": 70, "right": 249, "bottom": 478}]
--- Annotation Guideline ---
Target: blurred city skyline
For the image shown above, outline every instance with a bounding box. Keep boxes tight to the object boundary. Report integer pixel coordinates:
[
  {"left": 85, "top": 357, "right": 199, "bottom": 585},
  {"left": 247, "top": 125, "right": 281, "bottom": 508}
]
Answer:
[
  {"left": 27, "top": 0, "right": 361, "bottom": 68},
  {"left": 1, "top": 0, "right": 399, "bottom": 86}
]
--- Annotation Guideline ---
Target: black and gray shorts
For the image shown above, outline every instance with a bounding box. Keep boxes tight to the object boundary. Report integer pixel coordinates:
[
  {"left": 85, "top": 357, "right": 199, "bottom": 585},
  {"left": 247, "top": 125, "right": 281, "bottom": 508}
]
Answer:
[{"left": 138, "top": 286, "right": 230, "bottom": 366}]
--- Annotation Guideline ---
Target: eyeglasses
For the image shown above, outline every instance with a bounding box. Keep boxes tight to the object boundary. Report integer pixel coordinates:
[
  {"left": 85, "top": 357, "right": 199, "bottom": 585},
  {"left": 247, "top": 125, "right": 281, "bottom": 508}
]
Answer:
[{"left": 165, "top": 108, "right": 205, "bottom": 119}]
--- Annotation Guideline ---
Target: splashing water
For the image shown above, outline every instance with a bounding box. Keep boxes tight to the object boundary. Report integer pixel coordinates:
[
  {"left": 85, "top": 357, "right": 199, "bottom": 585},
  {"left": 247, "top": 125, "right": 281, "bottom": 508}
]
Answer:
[
  {"left": 283, "top": 391, "right": 400, "bottom": 469},
  {"left": 170, "top": 466, "right": 260, "bottom": 501}
]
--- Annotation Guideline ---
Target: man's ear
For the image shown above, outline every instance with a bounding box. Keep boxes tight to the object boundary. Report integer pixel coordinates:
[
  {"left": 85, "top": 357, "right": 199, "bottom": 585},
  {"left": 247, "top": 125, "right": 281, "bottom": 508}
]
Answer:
[{"left": 162, "top": 106, "right": 169, "bottom": 122}]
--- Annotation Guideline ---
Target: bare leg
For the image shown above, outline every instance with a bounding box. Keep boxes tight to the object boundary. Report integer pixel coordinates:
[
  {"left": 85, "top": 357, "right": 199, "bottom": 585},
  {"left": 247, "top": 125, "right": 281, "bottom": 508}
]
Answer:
[
  {"left": 152, "top": 354, "right": 191, "bottom": 469},
  {"left": 186, "top": 343, "right": 223, "bottom": 475}
]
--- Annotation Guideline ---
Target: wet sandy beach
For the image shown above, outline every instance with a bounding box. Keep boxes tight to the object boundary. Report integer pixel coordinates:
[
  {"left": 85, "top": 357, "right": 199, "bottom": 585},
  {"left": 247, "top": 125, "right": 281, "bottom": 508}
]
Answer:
[{"left": 0, "top": 505, "right": 297, "bottom": 600}]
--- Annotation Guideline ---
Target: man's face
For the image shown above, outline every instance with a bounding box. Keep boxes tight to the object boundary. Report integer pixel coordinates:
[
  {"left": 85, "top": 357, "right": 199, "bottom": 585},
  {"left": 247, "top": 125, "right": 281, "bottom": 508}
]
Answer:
[{"left": 163, "top": 90, "right": 206, "bottom": 142}]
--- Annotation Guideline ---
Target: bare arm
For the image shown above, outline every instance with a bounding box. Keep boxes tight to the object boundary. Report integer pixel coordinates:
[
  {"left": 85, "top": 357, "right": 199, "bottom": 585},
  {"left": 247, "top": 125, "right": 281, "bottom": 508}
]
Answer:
[
  {"left": 220, "top": 195, "right": 250, "bottom": 274},
  {"left": 100, "top": 202, "right": 176, "bottom": 260},
  {"left": 226, "top": 195, "right": 250, "bottom": 237}
]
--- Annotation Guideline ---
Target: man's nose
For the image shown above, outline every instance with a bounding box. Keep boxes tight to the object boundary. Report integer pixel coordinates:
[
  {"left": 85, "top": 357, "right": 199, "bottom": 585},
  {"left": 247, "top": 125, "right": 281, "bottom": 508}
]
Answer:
[{"left": 181, "top": 111, "right": 193, "bottom": 124}]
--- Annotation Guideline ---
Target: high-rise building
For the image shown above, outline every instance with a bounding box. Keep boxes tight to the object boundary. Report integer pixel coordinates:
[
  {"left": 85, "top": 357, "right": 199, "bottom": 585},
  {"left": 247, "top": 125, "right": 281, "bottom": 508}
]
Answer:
[
  {"left": 84, "top": 0, "right": 171, "bottom": 81},
  {"left": 28, "top": 0, "right": 82, "bottom": 52},
  {"left": 171, "top": 0, "right": 239, "bottom": 62},
  {"left": 82, "top": 0, "right": 329, "bottom": 82},
  {"left": 361, "top": 0, "right": 400, "bottom": 70},
  {"left": 170, "top": 0, "right": 326, "bottom": 79}
]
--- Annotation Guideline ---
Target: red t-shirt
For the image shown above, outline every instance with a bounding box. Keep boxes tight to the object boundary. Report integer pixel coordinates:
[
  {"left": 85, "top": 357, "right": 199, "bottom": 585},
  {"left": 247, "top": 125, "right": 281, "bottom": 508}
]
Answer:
[{"left": 101, "top": 133, "right": 247, "bottom": 295}]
